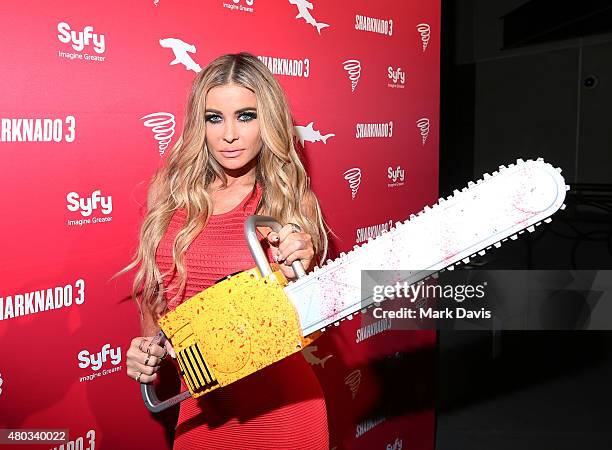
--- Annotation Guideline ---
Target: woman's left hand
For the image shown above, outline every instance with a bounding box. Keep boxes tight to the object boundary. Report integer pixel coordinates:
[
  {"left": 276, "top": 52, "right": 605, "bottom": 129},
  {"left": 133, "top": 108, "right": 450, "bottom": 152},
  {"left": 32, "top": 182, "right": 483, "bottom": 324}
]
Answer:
[{"left": 266, "top": 224, "right": 314, "bottom": 280}]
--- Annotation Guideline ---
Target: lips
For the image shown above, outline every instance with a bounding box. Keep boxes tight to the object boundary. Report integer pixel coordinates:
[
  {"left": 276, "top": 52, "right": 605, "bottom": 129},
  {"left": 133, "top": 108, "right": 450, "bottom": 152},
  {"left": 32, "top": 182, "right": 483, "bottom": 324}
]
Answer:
[{"left": 220, "top": 149, "right": 245, "bottom": 158}]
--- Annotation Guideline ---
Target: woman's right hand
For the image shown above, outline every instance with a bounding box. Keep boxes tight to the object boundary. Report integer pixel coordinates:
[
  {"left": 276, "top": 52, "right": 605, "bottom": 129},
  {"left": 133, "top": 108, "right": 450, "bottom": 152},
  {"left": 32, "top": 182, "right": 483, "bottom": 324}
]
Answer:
[{"left": 126, "top": 336, "right": 176, "bottom": 384}]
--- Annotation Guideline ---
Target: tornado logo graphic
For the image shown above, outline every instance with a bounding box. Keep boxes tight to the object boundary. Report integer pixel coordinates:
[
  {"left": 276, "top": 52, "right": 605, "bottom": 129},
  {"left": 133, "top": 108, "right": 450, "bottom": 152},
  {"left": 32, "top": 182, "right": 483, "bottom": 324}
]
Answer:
[
  {"left": 343, "top": 168, "right": 362, "bottom": 200},
  {"left": 141, "top": 112, "right": 176, "bottom": 156},
  {"left": 344, "top": 369, "right": 361, "bottom": 399},
  {"left": 417, "top": 23, "right": 431, "bottom": 52},
  {"left": 416, "top": 117, "right": 430, "bottom": 146},
  {"left": 343, "top": 59, "right": 361, "bottom": 92}
]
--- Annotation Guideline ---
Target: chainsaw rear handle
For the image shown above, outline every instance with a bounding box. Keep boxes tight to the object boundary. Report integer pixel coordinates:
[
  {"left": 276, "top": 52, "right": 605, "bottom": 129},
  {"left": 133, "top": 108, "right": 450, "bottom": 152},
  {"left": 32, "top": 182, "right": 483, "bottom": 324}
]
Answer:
[
  {"left": 140, "top": 331, "right": 191, "bottom": 413},
  {"left": 141, "top": 216, "right": 305, "bottom": 412},
  {"left": 244, "top": 215, "right": 307, "bottom": 279}
]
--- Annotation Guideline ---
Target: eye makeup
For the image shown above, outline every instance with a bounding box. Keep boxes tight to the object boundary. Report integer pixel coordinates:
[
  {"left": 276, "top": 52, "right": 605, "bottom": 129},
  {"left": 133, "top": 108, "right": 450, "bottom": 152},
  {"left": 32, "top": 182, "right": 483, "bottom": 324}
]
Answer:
[
  {"left": 238, "top": 111, "right": 257, "bottom": 122},
  {"left": 205, "top": 113, "right": 222, "bottom": 123},
  {"left": 204, "top": 109, "right": 258, "bottom": 124}
]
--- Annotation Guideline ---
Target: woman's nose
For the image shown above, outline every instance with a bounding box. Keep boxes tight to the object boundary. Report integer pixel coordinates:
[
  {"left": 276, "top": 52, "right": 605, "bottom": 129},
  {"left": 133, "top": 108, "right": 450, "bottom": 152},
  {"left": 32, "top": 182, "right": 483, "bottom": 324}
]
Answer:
[{"left": 223, "top": 120, "right": 238, "bottom": 143}]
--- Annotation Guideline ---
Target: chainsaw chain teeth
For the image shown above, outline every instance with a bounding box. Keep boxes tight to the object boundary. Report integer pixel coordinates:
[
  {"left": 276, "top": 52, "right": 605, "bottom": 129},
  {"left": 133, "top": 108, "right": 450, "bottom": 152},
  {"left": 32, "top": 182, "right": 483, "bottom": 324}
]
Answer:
[{"left": 282, "top": 159, "right": 568, "bottom": 334}]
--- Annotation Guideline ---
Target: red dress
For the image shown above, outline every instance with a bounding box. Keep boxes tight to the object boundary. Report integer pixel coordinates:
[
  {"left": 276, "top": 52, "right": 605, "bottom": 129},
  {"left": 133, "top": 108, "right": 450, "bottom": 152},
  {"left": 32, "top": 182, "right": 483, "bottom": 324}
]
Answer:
[{"left": 155, "top": 184, "right": 329, "bottom": 450}]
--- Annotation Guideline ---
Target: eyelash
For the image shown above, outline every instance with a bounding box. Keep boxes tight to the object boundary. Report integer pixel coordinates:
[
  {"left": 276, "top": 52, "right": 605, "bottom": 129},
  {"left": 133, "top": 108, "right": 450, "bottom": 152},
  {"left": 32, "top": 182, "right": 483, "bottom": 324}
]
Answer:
[
  {"left": 205, "top": 112, "right": 257, "bottom": 124},
  {"left": 239, "top": 112, "right": 257, "bottom": 122}
]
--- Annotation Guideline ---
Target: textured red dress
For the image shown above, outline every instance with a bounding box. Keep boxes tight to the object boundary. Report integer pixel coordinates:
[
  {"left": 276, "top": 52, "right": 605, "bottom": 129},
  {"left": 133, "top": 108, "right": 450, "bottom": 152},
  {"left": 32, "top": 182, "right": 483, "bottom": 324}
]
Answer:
[{"left": 155, "top": 184, "right": 329, "bottom": 450}]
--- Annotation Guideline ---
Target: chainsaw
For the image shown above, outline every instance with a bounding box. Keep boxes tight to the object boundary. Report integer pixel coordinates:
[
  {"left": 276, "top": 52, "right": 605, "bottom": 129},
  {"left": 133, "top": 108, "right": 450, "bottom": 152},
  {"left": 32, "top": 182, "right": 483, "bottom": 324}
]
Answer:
[{"left": 141, "top": 158, "right": 567, "bottom": 412}]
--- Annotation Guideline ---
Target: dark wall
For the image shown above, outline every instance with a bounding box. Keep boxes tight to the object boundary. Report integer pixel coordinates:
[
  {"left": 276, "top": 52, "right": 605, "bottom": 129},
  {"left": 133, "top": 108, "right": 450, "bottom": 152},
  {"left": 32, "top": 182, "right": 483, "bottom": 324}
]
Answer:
[
  {"left": 437, "top": 2, "right": 612, "bottom": 449},
  {"left": 441, "top": 0, "right": 612, "bottom": 191}
]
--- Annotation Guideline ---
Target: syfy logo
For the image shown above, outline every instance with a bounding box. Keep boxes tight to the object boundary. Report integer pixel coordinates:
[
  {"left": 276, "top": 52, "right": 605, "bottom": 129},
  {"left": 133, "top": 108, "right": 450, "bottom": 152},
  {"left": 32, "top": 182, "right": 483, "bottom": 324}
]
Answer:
[
  {"left": 356, "top": 121, "right": 393, "bottom": 139},
  {"left": 387, "top": 166, "right": 405, "bottom": 187},
  {"left": 223, "top": 0, "right": 254, "bottom": 12},
  {"left": 57, "top": 22, "right": 106, "bottom": 54},
  {"left": 66, "top": 190, "right": 113, "bottom": 217},
  {"left": 343, "top": 168, "right": 361, "bottom": 200},
  {"left": 78, "top": 344, "right": 121, "bottom": 371},
  {"left": 258, "top": 55, "right": 310, "bottom": 78},
  {"left": 387, "top": 438, "right": 403, "bottom": 450},
  {"left": 1, "top": 116, "right": 75, "bottom": 143},
  {"left": 343, "top": 60, "right": 361, "bottom": 92},
  {"left": 355, "top": 14, "right": 393, "bottom": 36},
  {"left": 387, "top": 66, "right": 405, "bottom": 88}
]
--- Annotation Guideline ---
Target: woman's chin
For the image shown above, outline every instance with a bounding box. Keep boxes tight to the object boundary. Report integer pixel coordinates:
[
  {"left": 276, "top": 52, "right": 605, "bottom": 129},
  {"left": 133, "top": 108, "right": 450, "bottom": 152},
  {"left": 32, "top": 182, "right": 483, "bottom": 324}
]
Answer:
[{"left": 218, "top": 160, "right": 258, "bottom": 176}]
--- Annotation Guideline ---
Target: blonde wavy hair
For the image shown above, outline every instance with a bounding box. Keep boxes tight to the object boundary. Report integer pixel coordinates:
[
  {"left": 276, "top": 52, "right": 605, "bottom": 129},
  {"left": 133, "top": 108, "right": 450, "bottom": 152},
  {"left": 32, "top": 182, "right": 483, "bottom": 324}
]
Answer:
[{"left": 116, "top": 52, "right": 328, "bottom": 324}]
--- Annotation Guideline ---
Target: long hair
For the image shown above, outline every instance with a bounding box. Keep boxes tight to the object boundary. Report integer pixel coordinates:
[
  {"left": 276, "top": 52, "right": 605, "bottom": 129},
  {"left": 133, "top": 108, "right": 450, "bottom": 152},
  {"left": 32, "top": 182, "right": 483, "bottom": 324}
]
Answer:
[{"left": 115, "top": 52, "right": 328, "bottom": 323}]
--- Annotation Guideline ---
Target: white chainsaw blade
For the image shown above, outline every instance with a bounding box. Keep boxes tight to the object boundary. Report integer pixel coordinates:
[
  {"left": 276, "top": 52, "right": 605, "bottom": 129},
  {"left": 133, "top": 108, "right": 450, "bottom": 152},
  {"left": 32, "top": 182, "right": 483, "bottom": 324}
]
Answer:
[{"left": 285, "top": 159, "right": 568, "bottom": 336}]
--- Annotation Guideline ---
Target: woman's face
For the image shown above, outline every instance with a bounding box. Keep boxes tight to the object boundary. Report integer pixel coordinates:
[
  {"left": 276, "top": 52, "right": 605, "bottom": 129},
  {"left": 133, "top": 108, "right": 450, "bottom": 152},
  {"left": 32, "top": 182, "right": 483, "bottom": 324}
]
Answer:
[{"left": 204, "top": 83, "right": 263, "bottom": 176}]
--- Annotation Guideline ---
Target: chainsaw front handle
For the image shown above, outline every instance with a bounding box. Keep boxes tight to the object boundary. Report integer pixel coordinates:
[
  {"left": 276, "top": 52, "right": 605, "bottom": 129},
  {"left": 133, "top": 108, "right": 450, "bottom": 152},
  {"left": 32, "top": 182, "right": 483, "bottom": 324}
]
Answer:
[{"left": 244, "top": 215, "right": 307, "bottom": 279}]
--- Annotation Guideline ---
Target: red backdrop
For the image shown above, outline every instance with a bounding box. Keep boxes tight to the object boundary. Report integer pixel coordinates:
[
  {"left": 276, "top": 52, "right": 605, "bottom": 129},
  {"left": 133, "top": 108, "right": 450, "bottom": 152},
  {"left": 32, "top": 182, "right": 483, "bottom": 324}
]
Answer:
[{"left": 0, "top": 1, "right": 439, "bottom": 449}]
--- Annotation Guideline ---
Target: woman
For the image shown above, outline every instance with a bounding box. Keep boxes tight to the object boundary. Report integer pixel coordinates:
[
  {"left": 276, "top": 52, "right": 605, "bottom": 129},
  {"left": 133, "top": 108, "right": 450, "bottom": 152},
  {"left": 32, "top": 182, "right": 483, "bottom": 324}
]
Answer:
[{"left": 120, "top": 53, "right": 329, "bottom": 449}]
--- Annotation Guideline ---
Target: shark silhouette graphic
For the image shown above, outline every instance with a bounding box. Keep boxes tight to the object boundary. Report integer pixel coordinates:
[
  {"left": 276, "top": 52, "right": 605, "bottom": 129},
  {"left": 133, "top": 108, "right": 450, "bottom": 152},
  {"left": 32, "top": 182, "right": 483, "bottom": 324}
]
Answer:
[
  {"left": 302, "top": 345, "right": 333, "bottom": 368},
  {"left": 159, "top": 38, "right": 201, "bottom": 73},
  {"left": 295, "top": 122, "right": 335, "bottom": 146},
  {"left": 289, "top": 0, "right": 329, "bottom": 34}
]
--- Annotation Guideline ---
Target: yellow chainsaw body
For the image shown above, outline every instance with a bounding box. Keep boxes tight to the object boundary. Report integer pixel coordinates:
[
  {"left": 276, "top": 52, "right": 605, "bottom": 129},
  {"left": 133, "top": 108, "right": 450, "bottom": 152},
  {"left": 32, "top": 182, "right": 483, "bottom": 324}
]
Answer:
[{"left": 158, "top": 267, "right": 316, "bottom": 398}]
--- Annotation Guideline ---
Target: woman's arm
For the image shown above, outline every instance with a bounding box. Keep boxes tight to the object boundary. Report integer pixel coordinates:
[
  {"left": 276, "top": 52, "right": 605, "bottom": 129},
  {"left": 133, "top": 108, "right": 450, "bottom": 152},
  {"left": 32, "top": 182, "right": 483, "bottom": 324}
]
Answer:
[{"left": 141, "top": 309, "right": 161, "bottom": 336}]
